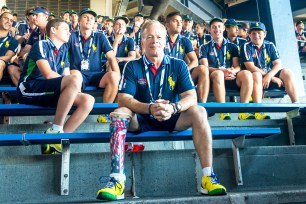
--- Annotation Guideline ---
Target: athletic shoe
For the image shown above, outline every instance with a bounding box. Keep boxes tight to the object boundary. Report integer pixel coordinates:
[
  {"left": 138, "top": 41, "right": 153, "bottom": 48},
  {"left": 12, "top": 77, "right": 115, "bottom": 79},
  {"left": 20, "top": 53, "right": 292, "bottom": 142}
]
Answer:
[
  {"left": 201, "top": 172, "right": 227, "bottom": 195},
  {"left": 238, "top": 113, "right": 255, "bottom": 120},
  {"left": 41, "top": 128, "right": 62, "bottom": 154},
  {"left": 97, "top": 114, "right": 110, "bottom": 123},
  {"left": 96, "top": 177, "right": 125, "bottom": 201},
  {"left": 219, "top": 113, "right": 231, "bottom": 120},
  {"left": 255, "top": 112, "right": 271, "bottom": 120}
]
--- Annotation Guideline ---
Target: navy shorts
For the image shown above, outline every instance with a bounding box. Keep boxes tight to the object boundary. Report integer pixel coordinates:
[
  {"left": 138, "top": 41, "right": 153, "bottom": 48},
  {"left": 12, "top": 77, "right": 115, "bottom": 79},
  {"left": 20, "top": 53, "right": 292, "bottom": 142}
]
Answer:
[
  {"left": 136, "top": 113, "right": 181, "bottom": 132},
  {"left": 17, "top": 77, "right": 63, "bottom": 107},
  {"left": 210, "top": 70, "right": 240, "bottom": 90},
  {"left": 264, "top": 70, "right": 285, "bottom": 90},
  {"left": 82, "top": 71, "right": 106, "bottom": 88}
]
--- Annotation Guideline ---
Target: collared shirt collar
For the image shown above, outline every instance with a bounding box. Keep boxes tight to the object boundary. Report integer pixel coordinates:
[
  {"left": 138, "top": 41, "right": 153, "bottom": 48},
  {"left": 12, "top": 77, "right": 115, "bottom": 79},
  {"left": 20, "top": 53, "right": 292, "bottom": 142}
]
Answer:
[
  {"left": 211, "top": 38, "right": 228, "bottom": 47},
  {"left": 143, "top": 54, "right": 170, "bottom": 68},
  {"left": 166, "top": 33, "right": 183, "bottom": 43},
  {"left": 111, "top": 32, "right": 127, "bottom": 43},
  {"left": 250, "top": 40, "right": 266, "bottom": 49}
]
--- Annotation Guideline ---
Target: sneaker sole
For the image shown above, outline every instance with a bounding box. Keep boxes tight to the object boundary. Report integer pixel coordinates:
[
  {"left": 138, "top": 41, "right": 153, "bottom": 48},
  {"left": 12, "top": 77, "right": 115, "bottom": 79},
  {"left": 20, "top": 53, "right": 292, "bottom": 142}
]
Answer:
[
  {"left": 200, "top": 187, "right": 227, "bottom": 196},
  {"left": 97, "top": 192, "right": 124, "bottom": 201}
]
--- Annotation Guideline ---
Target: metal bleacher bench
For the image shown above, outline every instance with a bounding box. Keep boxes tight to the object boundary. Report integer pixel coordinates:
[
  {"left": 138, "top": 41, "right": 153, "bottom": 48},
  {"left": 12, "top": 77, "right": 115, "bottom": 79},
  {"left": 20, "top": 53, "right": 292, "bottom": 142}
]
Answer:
[{"left": 0, "top": 102, "right": 305, "bottom": 195}]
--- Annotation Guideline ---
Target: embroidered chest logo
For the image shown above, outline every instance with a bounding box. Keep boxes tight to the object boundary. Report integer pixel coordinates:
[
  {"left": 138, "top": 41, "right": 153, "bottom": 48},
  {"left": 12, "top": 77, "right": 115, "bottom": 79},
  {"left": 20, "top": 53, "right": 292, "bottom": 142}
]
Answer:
[
  {"left": 179, "top": 45, "right": 184, "bottom": 54},
  {"left": 125, "top": 46, "right": 128, "bottom": 53},
  {"left": 265, "top": 54, "right": 271, "bottom": 63},
  {"left": 226, "top": 50, "right": 231, "bottom": 60},
  {"left": 5, "top": 41, "right": 9, "bottom": 48},
  {"left": 138, "top": 78, "right": 147, "bottom": 85},
  {"left": 92, "top": 43, "right": 97, "bottom": 52},
  {"left": 168, "top": 73, "right": 175, "bottom": 91},
  {"left": 61, "top": 61, "right": 65, "bottom": 67}
]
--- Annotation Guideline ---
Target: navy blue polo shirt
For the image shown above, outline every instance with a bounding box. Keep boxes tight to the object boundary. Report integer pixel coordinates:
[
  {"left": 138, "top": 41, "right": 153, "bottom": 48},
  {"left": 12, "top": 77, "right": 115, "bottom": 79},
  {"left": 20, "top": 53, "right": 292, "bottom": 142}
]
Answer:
[
  {"left": 181, "top": 30, "right": 196, "bottom": 40},
  {"left": 69, "top": 23, "right": 79, "bottom": 32},
  {"left": 27, "top": 28, "right": 48, "bottom": 46},
  {"left": 228, "top": 37, "right": 247, "bottom": 49},
  {"left": 108, "top": 34, "right": 135, "bottom": 71},
  {"left": 199, "top": 38, "right": 239, "bottom": 68},
  {"left": 126, "top": 25, "right": 141, "bottom": 47},
  {"left": 68, "top": 31, "right": 113, "bottom": 72},
  {"left": 195, "top": 34, "right": 212, "bottom": 48},
  {"left": 119, "top": 54, "right": 194, "bottom": 107},
  {"left": 0, "top": 33, "right": 18, "bottom": 57},
  {"left": 240, "top": 40, "right": 279, "bottom": 72},
  {"left": 165, "top": 34, "right": 194, "bottom": 60},
  {"left": 295, "top": 30, "right": 306, "bottom": 49},
  {"left": 16, "top": 22, "right": 37, "bottom": 47},
  {"left": 20, "top": 39, "right": 70, "bottom": 82}
]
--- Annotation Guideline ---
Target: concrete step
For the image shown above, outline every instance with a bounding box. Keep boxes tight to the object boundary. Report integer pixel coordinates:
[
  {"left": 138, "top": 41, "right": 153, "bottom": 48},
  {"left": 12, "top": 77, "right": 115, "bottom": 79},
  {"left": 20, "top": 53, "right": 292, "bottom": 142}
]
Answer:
[{"left": 1, "top": 146, "right": 306, "bottom": 203}]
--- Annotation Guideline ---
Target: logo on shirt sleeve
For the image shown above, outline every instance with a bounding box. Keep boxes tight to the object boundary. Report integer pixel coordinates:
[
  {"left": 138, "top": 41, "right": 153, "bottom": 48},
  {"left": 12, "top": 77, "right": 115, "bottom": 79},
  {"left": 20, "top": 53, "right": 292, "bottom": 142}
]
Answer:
[{"left": 168, "top": 73, "right": 175, "bottom": 91}]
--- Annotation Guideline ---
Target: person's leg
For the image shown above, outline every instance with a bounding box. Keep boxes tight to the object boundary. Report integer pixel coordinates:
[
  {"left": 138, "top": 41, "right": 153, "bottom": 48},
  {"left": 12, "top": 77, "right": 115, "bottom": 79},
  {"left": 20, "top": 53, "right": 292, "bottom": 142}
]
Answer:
[
  {"left": 97, "top": 107, "right": 139, "bottom": 201},
  {"left": 210, "top": 70, "right": 225, "bottom": 103},
  {"left": 174, "top": 105, "right": 226, "bottom": 195},
  {"left": 279, "top": 69, "right": 299, "bottom": 103},
  {"left": 7, "top": 64, "right": 21, "bottom": 86},
  {"left": 99, "top": 71, "right": 120, "bottom": 103},
  {"left": 191, "top": 65, "right": 210, "bottom": 102},
  {"left": 251, "top": 72, "right": 263, "bottom": 103},
  {"left": 236, "top": 70, "right": 253, "bottom": 103},
  {"left": 0, "top": 61, "right": 6, "bottom": 81},
  {"left": 63, "top": 93, "right": 94, "bottom": 132},
  {"left": 53, "top": 74, "right": 83, "bottom": 127}
]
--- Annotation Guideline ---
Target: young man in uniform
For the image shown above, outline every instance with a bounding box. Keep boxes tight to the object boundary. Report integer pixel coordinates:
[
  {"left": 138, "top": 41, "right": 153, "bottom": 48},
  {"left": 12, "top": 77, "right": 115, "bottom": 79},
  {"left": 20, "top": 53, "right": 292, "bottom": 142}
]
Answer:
[
  {"left": 68, "top": 8, "right": 120, "bottom": 122},
  {"left": 241, "top": 22, "right": 299, "bottom": 119},
  {"left": 108, "top": 16, "right": 136, "bottom": 73},
  {"left": 224, "top": 19, "right": 247, "bottom": 50},
  {"left": 0, "top": 12, "right": 19, "bottom": 81},
  {"left": 199, "top": 17, "right": 253, "bottom": 120},
  {"left": 165, "top": 11, "right": 210, "bottom": 103},
  {"left": 17, "top": 19, "right": 94, "bottom": 154},
  {"left": 69, "top": 10, "right": 79, "bottom": 32},
  {"left": 295, "top": 20, "right": 306, "bottom": 56},
  {"left": 126, "top": 12, "right": 144, "bottom": 57},
  {"left": 96, "top": 20, "right": 226, "bottom": 201}
]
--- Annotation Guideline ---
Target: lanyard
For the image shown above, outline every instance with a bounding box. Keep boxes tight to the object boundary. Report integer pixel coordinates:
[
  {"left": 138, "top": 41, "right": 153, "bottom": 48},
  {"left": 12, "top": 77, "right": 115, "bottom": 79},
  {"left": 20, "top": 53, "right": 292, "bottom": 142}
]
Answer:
[
  {"left": 143, "top": 55, "right": 165, "bottom": 103},
  {"left": 38, "top": 29, "right": 47, "bottom": 41},
  {"left": 78, "top": 31, "right": 94, "bottom": 60},
  {"left": 255, "top": 46, "right": 267, "bottom": 71},
  {"left": 0, "top": 36, "right": 9, "bottom": 49},
  {"left": 167, "top": 37, "right": 180, "bottom": 58},
  {"left": 213, "top": 42, "right": 226, "bottom": 68},
  {"left": 47, "top": 38, "right": 59, "bottom": 73}
]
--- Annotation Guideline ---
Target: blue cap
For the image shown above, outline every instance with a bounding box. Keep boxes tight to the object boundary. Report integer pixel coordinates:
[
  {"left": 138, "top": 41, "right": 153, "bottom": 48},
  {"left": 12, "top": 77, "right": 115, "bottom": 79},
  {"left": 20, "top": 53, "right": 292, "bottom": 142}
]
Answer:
[
  {"left": 208, "top": 17, "right": 223, "bottom": 26},
  {"left": 224, "top": 19, "right": 240, "bottom": 27},
  {"left": 30, "top": 7, "right": 49, "bottom": 15},
  {"left": 79, "top": 8, "right": 97, "bottom": 17},
  {"left": 183, "top": 15, "right": 193, "bottom": 21},
  {"left": 249, "top": 22, "right": 266, "bottom": 32}
]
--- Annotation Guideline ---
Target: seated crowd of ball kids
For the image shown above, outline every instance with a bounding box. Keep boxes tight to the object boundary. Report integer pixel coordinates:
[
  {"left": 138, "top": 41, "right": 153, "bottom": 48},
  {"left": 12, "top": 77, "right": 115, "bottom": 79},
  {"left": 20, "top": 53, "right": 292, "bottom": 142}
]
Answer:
[{"left": 0, "top": 4, "right": 301, "bottom": 201}]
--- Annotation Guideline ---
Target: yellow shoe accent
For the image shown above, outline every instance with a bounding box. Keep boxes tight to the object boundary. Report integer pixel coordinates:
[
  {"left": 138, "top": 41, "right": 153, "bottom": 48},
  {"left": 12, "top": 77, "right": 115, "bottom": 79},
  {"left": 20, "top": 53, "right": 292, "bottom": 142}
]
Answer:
[
  {"left": 42, "top": 128, "right": 62, "bottom": 154},
  {"left": 219, "top": 113, "right": 231, "bottom": 120},
  {"left": 97, "top": 177, "right": 125, "bottom": 201},
  {"left": 249, "top": 96, "right": 253, "bottom": 103},
  {"left": 201, "top": 173, "right": 227, "bottom": 195},
  {"left": 238, "top": 113, "right": 255, "bottom": 120},
  {"left": 97, "top": 114, "right": 110, "bottom": 123},
  {"left": 255, "top": 112, "right": 271, "bottom": 120}
]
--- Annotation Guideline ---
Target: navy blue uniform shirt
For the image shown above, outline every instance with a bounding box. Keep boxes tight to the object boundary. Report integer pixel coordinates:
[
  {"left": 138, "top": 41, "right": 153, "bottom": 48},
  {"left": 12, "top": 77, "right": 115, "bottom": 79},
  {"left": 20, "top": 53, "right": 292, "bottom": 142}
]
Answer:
[
  {"left": 126, "top": 25, "right": 141, "bottom": 47},
  {"left": 165, "top": 34, "right": 194, "bottom": 60},
  {"left": 0, "top": 32, "right": 18, "bottom": 57},
  {"left": 20, "top": 39, "right": 70, "bottom": 82},
  {"left": 195, "top": 34, "right": 212, "bottom": 48},
  {"left": 199, "top": 38, "right": 239, "bottom": 68},
  {"left": 16, "top": 23, "right": 37, "bottom": 48},
  {"left": 27, "top": 28, "right": 48, "bottom": 46},
  {"left": 240, "top": 40, "right": 280, "bottom": 72},
  {"left": 68, "top": 31, "right": 113, "bottom": 73},
  {"left": 119, "top": 55, "right": 194, "bottom": 107},
  {"left": 108, "top": 34, "right": 135, "bottom": 71}
]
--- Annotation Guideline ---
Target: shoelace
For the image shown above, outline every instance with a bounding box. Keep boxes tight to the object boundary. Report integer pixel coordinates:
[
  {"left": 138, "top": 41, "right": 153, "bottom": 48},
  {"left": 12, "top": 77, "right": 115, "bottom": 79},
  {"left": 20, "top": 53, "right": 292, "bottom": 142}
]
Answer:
[
  {"left": 99, "top": 176, "right": 123, "bottom": 190},
  {"left": 209, "top": 173, "right": 220, "bottom": 184}
]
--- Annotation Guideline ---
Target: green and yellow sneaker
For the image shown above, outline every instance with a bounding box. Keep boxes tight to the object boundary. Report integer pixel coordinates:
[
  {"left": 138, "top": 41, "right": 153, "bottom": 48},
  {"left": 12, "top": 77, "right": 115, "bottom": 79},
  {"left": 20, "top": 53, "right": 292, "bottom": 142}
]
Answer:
[
  {"left": 97, "top": 114, "right": 110, "bottom": 123},
  {"left": 41, "top": 128, "right": 62, "bottom": 154},
  {"left": 201, "top": 173, "right": 227, "bottom": 195},
  {"left": 97, "top": 177, "right": 125, "bottom": 201},
  {"left": 255, "top": 112, "right": 271, "bottom": 120},
  {"left": 219, "top": 113, "right": 231, "bottom": 120},
  {"left": 238, "top": 113, "right": 255, "bottom": 120}
]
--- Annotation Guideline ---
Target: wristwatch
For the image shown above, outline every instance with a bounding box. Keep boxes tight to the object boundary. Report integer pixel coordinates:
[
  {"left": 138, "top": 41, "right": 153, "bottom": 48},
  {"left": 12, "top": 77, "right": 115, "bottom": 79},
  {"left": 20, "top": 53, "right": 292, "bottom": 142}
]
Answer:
[{"left": 175, "top": 102, "right": 182, "bottom": 113}]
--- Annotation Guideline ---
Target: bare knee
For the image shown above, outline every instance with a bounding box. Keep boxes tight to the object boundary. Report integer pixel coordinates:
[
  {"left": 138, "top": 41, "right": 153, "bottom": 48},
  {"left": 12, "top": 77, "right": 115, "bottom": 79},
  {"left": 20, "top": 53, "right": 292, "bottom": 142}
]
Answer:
[
  {"left": 252, "top": 72, "right": 262, "bottom": 83},
  {"left": 186, "top": 105, "right": 207, "bottom": 121},
  {"left": 210, "top": 70, "right": 224, "bottom": 83}
]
